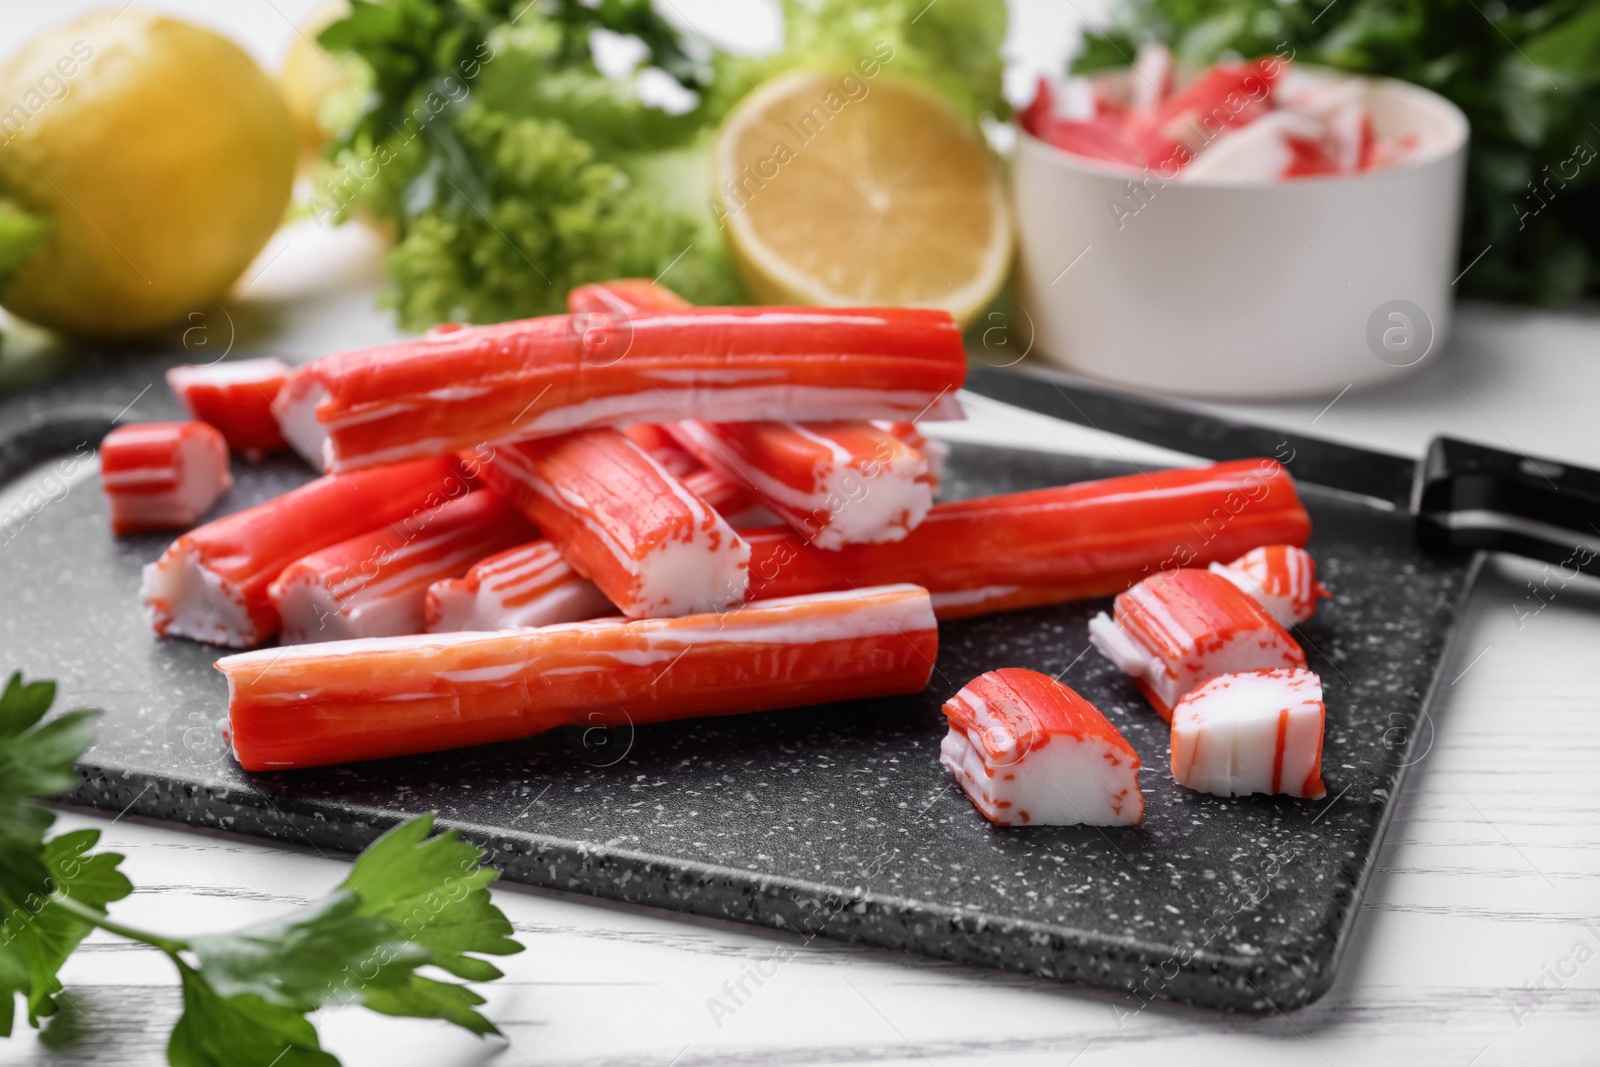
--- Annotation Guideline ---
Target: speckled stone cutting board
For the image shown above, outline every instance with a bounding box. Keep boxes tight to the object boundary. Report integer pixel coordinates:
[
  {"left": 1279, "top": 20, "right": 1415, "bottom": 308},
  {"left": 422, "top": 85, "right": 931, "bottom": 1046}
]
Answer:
[{"left": 0, "top": 356, "right": 1478, "bottom": 1014}]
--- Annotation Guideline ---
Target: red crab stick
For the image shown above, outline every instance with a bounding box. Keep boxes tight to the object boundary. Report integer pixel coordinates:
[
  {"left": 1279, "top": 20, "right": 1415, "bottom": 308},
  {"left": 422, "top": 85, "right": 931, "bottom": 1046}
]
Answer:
[
  {"left": 667, "top": 420, "right": 935, "bottom": 549},
  {"left": 165, "top": 358, "right": 291, "bottom": 456},
  {"left": 742, "top": 459, "right": 1311, "bottom": 618},
  {"left": 477, "top": 429, "right": 751, "bottom": 617},
  {"left": 568, "top": 277, "right": 692, "bottom": 314},
  {"left": 1208, "top": 544, "right": 1329, "bottom": 625},
  {"left": 621, "top": 422, "right": 698, "bottom": 477},
  {"left": 1088, "top": 568, "right": 1306, "bottom": 721},
  {"left": 425, "top": 539, "right": 613, "bottom": 633},
  {"left": 217, "top": 584, "right": 939, "bottom": 770},
  {"left": 941, "top": 669, "right": 1143, "bottom": 826},
  {"left": 1170, "top": 668, "right": 1327, "bottom": 798},
  {"left": 876, "top": 421, "right": 948, "bottom": 489},
  {"left": 277, "top": 306, "right": 967, "bottom": 472},
  {"left": 269, "top": 490, "right": 535, "bottom": 644},
  {"left": 100, "top": 421, "right": 231, "bottom": 534},
  {"left": 140, "top": 456, "right": 465, "bottom": 647},
  {"left": 681, "top": 467, "right": 777, "bottom": 529}
]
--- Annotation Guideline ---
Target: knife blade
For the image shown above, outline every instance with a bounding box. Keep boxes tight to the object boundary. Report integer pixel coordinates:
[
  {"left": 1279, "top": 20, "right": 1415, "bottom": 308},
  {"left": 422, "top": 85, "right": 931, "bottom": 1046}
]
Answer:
[{"left": 963, "top": 363, "right": 1600, "bottom": 574}]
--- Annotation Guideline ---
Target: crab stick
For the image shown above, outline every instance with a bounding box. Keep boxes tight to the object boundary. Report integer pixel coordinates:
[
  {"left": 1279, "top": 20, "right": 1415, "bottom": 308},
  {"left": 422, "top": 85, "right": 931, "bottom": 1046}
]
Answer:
[
  {"left": 100, "top": 421, "right": 232, "bottom": 535},
  {"left": 741, "top": 459, "right": 1311, "bottom": 618},
  {"left": 568, "top": 277, "right": 692, "bottom": 314},
  {"left": 940, "top": 669, "right": 1143, "bottom": 826},
  {"left": 269, "top": 490, "right": 535, "bottom": 643},
  {"left": 477, "top": 429, "right": 750, "bottom": 617},
  {"left": 1089, "top": 568, "right": 1306, "bottom": 721},
  {"left": 273, "top": 362, "right": 330, "bottom": 469},
  {"left": 622, "top": 424, "right": 780, "bottom": 525},
  {"left": 1209, "top": 544, "right": 1329, "bottom": 626},
  {"left": 682, "top": 468, "right": 778, "bottom": 529},
  {"left": 141, "top": 456, "right": 465, "bottom": 647},
  {"left": 425, "top": 539, "right": 612, "bottom": 632},
  {"left": 165, "top": 358, "right": 292, "bottom": 456},
  {"left": 621, "top": 422, "right": 699, "bottom": 478},
  {"left": 218, "top": 584, "right": 939, "bottom": 770},
  {"left": 1170, "top": 668, "right": 1327, "bottom": 799},
  {"left": 667, "top": 420, "right": 935, "bottom": 549},
  {"left": 876, "top": 421, "right": 948, "bottom": 488},
  {"left": 277, "top": 306, "right": 966, "bottom": 472}
]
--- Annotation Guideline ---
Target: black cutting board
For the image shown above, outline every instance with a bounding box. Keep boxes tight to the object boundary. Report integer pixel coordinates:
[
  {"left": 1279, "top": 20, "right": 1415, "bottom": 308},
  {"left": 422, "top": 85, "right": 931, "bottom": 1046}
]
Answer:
[{"left": 0, "top": 356, "right": 1478, "bottom": 1014}]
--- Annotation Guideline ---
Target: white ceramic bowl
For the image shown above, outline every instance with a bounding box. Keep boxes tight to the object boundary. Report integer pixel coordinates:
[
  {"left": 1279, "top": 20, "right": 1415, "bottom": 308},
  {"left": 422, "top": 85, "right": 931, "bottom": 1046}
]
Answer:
[{"left": 1011, "top": 73, "right": 1469, "bottom": 399}]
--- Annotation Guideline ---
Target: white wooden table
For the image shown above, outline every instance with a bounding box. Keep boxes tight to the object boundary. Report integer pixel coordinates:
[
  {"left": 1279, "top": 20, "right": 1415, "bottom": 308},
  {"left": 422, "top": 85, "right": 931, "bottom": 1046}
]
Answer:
[{"left": 4, "top": 2, "right": 1600, "bottom": 1064}]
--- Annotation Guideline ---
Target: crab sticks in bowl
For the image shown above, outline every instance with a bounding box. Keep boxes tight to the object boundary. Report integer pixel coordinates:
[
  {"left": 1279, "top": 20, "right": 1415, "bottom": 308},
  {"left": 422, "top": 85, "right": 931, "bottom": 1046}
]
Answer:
[
  {"left": 141, "top": 456, "right": 467, "bottom": 647},
  {"left": 217, "top": 584, "right": 939, "bottom": 771},
  {"left": 278, "top": 304, "right": 967, "bottom": 472},
  {"left": 941, "top": 669, "right": 1143, "bottom": 826},
  {"left": 269, "top": 490, "right": 535, "bottom": 643}
]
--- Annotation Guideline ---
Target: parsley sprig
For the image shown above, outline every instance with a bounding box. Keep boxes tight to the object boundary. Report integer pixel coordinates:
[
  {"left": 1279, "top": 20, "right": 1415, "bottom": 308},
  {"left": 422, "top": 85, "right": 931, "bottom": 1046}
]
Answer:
[{"left": 0, "top": 673, "right": 524, "bottom": 1065}]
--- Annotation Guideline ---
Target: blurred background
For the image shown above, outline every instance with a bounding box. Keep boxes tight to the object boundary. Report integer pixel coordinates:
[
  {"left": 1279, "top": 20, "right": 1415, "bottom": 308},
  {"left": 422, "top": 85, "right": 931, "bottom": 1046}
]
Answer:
[{"left": 1, "top": 0, "right": 1593, "bottom": 422}]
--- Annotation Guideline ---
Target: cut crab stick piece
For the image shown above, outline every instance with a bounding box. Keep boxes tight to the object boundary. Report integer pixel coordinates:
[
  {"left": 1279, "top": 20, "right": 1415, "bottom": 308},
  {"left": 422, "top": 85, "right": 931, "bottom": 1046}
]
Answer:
[
  {"left": 1170, "top": 668, "right": 1327, "bottom": 799},
  {"left": 425, "top": 539, "right": 612, "bottom": 633},
  {"left": 218, "top": 584, "right": 939, "bottom": 770},
  {"left": 667, "top": 420, "right": 935, "bottom": 550},
  {"left": 742, "top": 459, "right": 1311, "bottom": 617},
  {"left": 140, "top": 456, "right": 465, "bottom": 647},
  {"left": 280, "top": 306, "right": 966, "bottom": 472},
  {"left": 1088, "top": 568, "right": 1306, "bottom": 722},
  {"left": 100, "top": 421, "right": 231, "bottom": 535},
  {"left": 165, "top": 358, "right": 292, "bottom": 456},
  {"left": 477, "top": 429, "right": 751, "bottom": 617},
  {"left": 269, "top": 490, "right": 535, "bottom": 644},
  {"left": 273, "top": 362, "right": 330, "bottom": 469},
  {"left": 1208, "top": 545, "right": 1329, "bottom": 625},
  {"left": 940, "top": 669, "right": 1143, "bottom": 826}
]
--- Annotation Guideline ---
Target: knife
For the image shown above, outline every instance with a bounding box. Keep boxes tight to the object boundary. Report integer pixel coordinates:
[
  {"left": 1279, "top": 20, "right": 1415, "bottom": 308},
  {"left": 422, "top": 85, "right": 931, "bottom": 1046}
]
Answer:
[{"left": 963, "top": 363, "right": 1600, "bottom": 574}]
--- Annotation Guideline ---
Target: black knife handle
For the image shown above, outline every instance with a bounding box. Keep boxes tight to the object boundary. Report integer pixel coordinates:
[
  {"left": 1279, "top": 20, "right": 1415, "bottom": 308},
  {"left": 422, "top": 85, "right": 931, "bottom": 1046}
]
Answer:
[{"left": 1414, "top": 437, "right": 1600, "bottom": 573}]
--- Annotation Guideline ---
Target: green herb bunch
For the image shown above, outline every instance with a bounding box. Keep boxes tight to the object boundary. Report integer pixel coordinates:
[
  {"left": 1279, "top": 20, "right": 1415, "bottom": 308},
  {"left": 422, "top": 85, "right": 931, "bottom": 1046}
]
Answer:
[
  {"left": 0, "top": 673, "right": 524, "bottom": 1066},
  {"left": 309, "top": 0, "right": 1010, "bottom": 331},
  {"left": 1075, "top": 0, "right": 1600, "bottom": 304}
]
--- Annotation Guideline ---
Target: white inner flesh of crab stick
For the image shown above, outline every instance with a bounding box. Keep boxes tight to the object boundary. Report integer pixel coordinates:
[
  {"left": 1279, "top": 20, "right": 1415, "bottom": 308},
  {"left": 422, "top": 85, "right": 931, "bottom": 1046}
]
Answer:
[
  {"left": 938, "top": 669, "right": 1143, "bottom": 827},
  {"left": 1170, "top": 668, "right": 1327, "bottom": 799}
]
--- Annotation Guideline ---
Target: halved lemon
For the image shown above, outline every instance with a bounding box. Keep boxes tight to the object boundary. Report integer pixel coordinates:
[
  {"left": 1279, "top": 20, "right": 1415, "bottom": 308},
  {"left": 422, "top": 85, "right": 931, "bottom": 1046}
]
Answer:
[{"left": 715, "top": 70, "right": 1012, "bottom": 326}]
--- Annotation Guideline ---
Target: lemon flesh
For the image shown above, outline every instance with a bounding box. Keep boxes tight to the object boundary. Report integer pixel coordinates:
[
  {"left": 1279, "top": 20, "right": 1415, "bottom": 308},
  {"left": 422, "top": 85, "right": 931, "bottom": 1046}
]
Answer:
[
  {"left": 0, "top": 10, "right": 294, "bottom": 338},
  {"left": 716, "top": 71, "right": 1012, "bottom": 326}
]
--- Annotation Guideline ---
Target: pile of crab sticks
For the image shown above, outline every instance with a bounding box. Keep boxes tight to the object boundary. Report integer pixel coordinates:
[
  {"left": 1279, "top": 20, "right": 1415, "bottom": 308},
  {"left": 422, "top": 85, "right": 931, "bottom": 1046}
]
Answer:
[{"left": 103, "top": 280, "right": 1331, "bottom": 826}]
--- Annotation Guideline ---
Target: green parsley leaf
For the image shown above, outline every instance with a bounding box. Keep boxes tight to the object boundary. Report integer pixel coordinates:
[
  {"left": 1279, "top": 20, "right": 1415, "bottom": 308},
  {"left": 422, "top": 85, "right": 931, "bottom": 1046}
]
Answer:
[
  {"left": 168, "top": 960, "right": 339, "bottom": 1067},
  {"left": 0, "top": 673, "right": 97, "bottom": 851},
  {"left": 0, "top": 829, "right": 132, "bottom": 1034},
  {"left": 342, "top": 814, "right": 522, "bottom": 983},
  {"left": 0, "top": 672, "right": 523, "bottom": 1061}
]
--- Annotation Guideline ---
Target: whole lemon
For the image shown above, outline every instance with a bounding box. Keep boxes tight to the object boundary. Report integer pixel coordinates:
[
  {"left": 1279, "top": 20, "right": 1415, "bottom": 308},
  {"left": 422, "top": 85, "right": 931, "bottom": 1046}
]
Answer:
[{"left": 0, "top": 10, "right": 295, "bottom": 338}]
